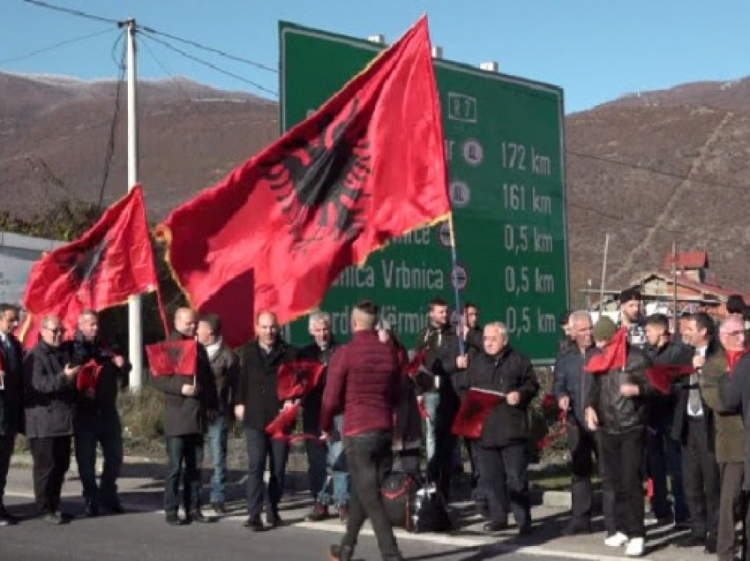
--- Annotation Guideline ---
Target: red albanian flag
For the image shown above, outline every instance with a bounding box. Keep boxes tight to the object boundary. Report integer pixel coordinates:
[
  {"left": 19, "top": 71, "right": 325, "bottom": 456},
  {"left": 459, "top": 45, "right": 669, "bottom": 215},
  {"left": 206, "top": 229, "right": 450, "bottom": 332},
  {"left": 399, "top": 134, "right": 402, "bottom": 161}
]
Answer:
[
  {"left": 277, "top": 360, "right": 326, "bottom": 401},
  {"left": 146, "top": 340, "right": 198, "bottom": 377},
  {"left": 451, "top": 388, "right": 505, "bottom": 439},
  {"left": 76, "top": 359, "right": 103, "bottom": 392},
  {"left": 20, "top": 186, "right": 158, "bottom": 348},
  {"left": 156, "top": 16, "right": 450, "bottom": 347},
  {"left": 265, "top": 402, "right": 302, "bottom": 439},
  {"left": 585, "top": 329, "right": 628, "bottom": 374},
  {"left": 645, "top": 364, "right": 695, "bottom": 395}
]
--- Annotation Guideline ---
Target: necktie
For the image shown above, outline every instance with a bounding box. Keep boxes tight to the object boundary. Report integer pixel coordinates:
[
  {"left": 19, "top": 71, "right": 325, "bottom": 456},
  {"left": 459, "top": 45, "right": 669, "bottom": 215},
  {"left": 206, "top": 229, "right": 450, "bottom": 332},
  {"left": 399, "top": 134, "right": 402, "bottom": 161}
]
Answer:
[{"left": 688, "top": 349, "right": 703, "bottom": 416}]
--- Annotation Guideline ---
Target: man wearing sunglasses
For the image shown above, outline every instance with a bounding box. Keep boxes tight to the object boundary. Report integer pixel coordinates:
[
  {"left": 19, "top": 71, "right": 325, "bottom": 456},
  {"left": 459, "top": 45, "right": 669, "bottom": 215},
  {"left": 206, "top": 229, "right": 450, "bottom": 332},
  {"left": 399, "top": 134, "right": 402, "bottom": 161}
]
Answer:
[{"left": 23, "top": 315, "right": 79, "bottom": 524}]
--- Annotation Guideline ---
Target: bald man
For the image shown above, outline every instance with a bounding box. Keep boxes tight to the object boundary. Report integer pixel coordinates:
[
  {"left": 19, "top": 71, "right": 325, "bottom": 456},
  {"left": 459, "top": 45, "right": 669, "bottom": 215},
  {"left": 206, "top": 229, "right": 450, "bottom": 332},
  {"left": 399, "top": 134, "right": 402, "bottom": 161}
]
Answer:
[
  {"left": 234, "top": 310, "right": 297, "bottom": 531},
  {"left": 153, "top": 307, "right": 218, "bottom": 526}
]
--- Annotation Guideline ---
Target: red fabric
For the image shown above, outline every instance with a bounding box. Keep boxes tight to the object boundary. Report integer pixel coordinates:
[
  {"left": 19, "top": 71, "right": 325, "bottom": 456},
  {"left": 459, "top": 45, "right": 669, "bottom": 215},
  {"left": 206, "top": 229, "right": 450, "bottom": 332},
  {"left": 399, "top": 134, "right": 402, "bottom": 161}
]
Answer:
[
  {"left": 76, "top": 359, "right": 102, "bottom": 392},
  {"left": 145, "top": 340, "right": 198, "bottom": 377},
  {"left": 451, "top": 388, "right": 505, "bottom": 439},
  {"left": 538, "top": 411, "right": 568, "bottom": 450},
  {"left": 320, "top": 330, "right": 401, "bottom": 436},
  {"left": 541, "top": 393, "right": 557, "bottom": 411},
  {"left": 156, "top": 17, "right": 450, "bottom": 347},
  {"left": 265, "top": 402, "right": 301, "bottom": 438},
  {"left": 277, "top": 360, "right": 326, "bottom": 401},
  {"left": 727, "top": 349, "right": 749, "bottom": 376},
  {"left": 20, "top": 186, "right": 157, "bottom": 348},
  {"left": 406, "top": 348, "right": 427, "bottom": 378},
  {"left": 585, "top": 329, "right": 628, "bottom": 374},
  {"left": 645, "top": 364, "right": 695, "bottom": 394}
]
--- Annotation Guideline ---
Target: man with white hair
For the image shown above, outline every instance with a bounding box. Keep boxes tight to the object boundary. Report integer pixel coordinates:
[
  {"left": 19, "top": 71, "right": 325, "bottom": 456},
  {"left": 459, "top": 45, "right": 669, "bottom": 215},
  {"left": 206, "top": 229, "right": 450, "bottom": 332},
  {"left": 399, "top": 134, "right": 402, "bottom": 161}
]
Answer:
[
  {"left": 457, "top": 322, "right": 539, "bottom": 536},
  {"left": 301, "top": 311, "right": 350, "bottom": 523}
]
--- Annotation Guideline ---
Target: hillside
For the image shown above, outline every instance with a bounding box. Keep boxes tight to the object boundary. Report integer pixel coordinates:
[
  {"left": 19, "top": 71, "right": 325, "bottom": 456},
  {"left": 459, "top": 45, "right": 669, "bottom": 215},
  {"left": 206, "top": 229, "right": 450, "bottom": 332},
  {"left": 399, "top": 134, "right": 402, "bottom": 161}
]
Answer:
[{"left": 3, "top": 71, "right": 750, "bottom": 298}]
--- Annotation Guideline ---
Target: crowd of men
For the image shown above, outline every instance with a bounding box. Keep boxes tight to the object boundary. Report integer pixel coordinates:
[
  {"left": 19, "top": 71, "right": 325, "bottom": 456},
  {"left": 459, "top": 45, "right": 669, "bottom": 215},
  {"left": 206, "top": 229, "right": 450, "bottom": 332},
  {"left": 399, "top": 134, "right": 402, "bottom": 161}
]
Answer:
[
  {"left": 4, "top": 289, "right": 750, "bottom": 560},
  {"left": 554, "top": 288, "right": 750, "bottom": 559}
]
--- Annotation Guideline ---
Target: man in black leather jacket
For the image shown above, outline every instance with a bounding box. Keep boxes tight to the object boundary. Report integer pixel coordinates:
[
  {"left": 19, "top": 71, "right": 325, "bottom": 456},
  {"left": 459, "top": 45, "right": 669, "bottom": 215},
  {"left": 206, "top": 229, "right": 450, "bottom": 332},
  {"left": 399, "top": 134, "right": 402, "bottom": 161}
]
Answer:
[{"left": 585, "top": 316, "right": 652, "bottom": 557}]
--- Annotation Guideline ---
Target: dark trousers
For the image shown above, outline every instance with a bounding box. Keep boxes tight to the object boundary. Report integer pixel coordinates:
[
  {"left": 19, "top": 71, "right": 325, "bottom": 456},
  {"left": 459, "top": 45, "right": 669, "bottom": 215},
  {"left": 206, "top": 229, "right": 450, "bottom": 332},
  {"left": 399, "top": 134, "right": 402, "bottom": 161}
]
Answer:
[
  {"left": 397, "top": 448, "right": 421, "bottom": 478},
  {"left": 0, "top": 433, "right": 14, "bottom": 502},
  {"left": 28, "top": 436, "right": 71, "bottom": 514},
  {"left": 426, "top": 428, "right": 456, "bottom": 501},
  {"left": 341, "top": 431, "right": 400, "bottom": 559},
  {"left": 718, "top": 462, "right": 744, "bottom": 561},
  {"left": 477, "top": 442, "right": 531, "bottom": 528},
  {"left": 567, "top": 420, "right": 615, "bottom": 531},
  {"left": 646, "top": 424, "right": 689, "bottom": 521},
  {"left": 74, "top": 413, "right": 123, "bottom": 506},
  {"left": 683, "top": 418, "right": 720, "bottom": 540},
  {"left": 600, "top": 428, "right": 645, "bottom": 538},
  {"left": 164, "top": 434, "right": 204, "bottom": 514},
  {"left": 244, "top": 428, "right": 289, "bottom": 518}
]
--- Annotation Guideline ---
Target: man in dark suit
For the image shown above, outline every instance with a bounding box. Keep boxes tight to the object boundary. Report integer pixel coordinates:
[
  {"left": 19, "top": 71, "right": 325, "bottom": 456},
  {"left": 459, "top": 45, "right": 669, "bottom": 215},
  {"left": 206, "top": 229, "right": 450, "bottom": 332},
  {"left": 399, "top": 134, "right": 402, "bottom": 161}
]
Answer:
[
  {"left": 23, "top": 314, "right": 79, "bottom": 524},
  {"left": 0, "top": 303, "right": 23, "bottom": 525},
  {"left": 234, "top": 310, "right": 296, "bottom": 531},
  {"left": 153, "top": 307, "right": 218, "bottom": 526}
]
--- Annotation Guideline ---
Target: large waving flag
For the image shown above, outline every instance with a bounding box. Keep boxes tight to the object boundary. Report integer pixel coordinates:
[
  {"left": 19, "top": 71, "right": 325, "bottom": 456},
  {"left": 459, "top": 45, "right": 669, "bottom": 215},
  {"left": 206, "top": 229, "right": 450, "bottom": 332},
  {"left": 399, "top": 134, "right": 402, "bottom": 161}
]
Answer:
[
  {"left": 156, "top": 16, "right": 449, "bottom": 347},
  {"left": 452, "top": 388, "right": 505, "bottom": 439},
  {"left": 21, "top": 186, "right": 158, "bottom": 347}
]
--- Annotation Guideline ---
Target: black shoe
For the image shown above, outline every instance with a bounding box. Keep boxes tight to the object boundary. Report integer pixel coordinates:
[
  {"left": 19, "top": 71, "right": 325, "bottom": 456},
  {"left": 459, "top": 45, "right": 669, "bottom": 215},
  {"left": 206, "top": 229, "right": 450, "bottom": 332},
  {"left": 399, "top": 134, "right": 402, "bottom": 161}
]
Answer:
[
  {"left": 475, "top": 500, "right": 491, "bottom": 520},
  {"left": 518, "top": 522, "right": 533, "bottom": 536},
  {"left": 102, "top": 501, "right": 125, "bottom": 515},
  {"left": 676, "top": 534, "right": 705, "bottom": 548},
  {"left": 266, "top": 511, "right": 282, "bottom": 527},
  {"left": 244, "top": 515, "right": 265, "bottom": 531},
  {"left": 0, "top": 506, "right": 18, "bottom": 525},
  {"left": 43, "top": 512, "right": 64, "bottom": 525},
  {"left": 165, "top": 511, "right": 184, "bottom": 526},
  {"left": 704, "top": 539, "right": 717, "bottom": 554},
  {"left": 306, "top": 501, "right": 330, "bottom": 522},
  {"left": 84, "top": 503, "right": 99, "bottom": 518},
  {"left": 483, "top": 520, "right": 509, "bottom": 532},
  {"left": 562, "top": 520, "right": 591, "bottom": 535},
  {"left": 328, "top": 544, "right": 354, "bottom": 561},
  {"left": 188, "top": 510, "right": 212, "bottom": 524},
  {"left": 211, "top": 502, "right": 227, "bottom": 514},
  {"left": 673, "top": 518, "right": 690, "bottom": 531}
]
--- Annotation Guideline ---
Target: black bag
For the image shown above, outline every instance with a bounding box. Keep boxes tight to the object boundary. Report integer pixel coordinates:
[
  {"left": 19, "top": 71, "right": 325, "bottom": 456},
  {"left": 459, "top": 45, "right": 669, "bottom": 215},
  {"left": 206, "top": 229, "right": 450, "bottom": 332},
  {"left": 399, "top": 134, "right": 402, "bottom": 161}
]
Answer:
[
  {"left": 381, "top": 472, "right": 418, "bottom": 530},
  {"left": 411, "top": 486, "right": 452, "bottom": 533}
]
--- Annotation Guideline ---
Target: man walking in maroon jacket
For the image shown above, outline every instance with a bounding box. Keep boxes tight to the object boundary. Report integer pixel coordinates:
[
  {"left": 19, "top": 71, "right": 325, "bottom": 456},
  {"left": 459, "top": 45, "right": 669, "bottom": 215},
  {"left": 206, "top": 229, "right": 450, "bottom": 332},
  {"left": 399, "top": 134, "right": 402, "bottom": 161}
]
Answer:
[{"left": 321, "top": 300, "right": 403, "bottom": 561}]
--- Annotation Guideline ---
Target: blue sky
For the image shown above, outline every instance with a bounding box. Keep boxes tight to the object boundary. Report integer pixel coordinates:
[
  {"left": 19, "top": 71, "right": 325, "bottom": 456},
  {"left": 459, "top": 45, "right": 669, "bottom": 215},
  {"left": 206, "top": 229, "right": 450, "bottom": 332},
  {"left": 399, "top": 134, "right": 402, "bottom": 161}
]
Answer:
[{"left": 2, "top": 0, "right": 749, "bottom": 114}]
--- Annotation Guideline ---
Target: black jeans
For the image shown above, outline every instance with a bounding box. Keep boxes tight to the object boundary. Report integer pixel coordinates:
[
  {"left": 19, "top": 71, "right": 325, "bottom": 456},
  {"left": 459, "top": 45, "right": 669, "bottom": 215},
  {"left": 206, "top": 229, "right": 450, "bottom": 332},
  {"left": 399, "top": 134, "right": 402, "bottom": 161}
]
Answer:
[
  {"left": 683, "top": 418, "right": 720, "bottom": 541},
  {"left": 0, "top": 433, "right": 14, "bottom": 503},
  {"left": 164, "top": 434, "right": 204, "bottom": 514},
  {"left": 477, "top": 442, "right": 531, "bottom": 528},
  {"left": 341, "top": 431, "right": 401, "bottom": 560},
  {"left": 567, "top": 420, "right": 616, "bottom": 530},
  {"left": 244, "top": 428, "right": 289, "bottom": 518},
  {"left": 75, "top": 412, "right": 123, "bottom": 506},
  {"left": 600, "top": 428, "right": 645, "bottom": 538},
  {"left": 29, "top": 436, "right": 71, "bottom": 514}
]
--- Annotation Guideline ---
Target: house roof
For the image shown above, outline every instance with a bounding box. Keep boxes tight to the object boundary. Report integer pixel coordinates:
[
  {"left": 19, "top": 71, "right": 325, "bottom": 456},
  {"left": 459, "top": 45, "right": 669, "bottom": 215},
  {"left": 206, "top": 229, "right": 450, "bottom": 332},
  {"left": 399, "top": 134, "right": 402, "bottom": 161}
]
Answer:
[
  {"left": 630, "top": 270, "right": 750, "bottom": 304},
  {"left": 663, "top": 250, "right": 708, "bottom": 270}
]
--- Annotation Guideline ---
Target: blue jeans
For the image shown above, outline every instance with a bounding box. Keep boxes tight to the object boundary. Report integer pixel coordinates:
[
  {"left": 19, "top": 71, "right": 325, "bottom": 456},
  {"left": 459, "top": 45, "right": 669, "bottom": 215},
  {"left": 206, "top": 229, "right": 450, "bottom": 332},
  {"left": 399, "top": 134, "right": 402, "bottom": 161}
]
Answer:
[
  {"left": 318, "top": 415, "right": 350, "bottom": 507},
  {"left": 74, "top": 411, "right": 123, "bottom": 507},
  {"left": 423, "top": 391, "right": 440, "bottom": 462},
  {"left": 207, "top": 417, "right": 228, "bottom": 503}
]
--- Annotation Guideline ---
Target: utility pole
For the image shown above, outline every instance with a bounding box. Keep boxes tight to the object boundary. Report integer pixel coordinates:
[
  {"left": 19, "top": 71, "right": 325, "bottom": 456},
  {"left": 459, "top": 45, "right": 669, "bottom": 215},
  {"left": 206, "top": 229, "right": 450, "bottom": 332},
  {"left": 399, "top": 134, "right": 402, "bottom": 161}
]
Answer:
[
  {"left": 672, "top": 241, "right": 678, "bottom": 324},
  {"left": 125, "top": 18, "right": 143, "bottom": 391},
  {"left": 599, "top": 233, "right": 610, "bottom": 312}
]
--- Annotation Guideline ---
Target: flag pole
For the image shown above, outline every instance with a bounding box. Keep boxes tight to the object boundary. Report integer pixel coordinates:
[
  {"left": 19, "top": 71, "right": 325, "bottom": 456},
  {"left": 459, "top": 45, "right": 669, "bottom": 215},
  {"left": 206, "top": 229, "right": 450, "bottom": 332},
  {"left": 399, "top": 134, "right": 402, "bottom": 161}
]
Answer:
[
  {"left": 125, "top": 18, "right": 143, "bottom": 392},
  {"left": 447, "top": 214, "right": 465, "bottom": 355}
]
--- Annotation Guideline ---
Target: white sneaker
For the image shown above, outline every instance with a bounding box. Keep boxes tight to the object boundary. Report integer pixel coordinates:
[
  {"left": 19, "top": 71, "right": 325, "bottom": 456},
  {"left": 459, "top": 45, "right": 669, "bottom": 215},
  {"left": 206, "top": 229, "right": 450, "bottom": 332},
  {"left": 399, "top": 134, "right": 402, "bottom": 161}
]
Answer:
[
  {"left": 625, "top": 537, "right": 645, "bottom": 557},
  {"left": 604, "top": 532, "right": 629, "bottom": 547}
]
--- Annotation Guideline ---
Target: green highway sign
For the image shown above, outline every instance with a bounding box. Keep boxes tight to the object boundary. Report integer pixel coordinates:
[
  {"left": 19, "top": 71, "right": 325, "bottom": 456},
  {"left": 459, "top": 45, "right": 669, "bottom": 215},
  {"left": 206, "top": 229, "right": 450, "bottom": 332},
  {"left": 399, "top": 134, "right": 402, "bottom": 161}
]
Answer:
[{"left": 279, "top": 21, "right": 569, "bottom": 362}]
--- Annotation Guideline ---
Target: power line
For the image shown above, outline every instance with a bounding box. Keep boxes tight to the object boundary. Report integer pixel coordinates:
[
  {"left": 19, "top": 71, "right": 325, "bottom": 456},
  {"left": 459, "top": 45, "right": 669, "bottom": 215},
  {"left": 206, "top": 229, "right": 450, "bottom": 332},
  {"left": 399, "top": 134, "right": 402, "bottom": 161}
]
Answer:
[
  {"left": 96, "top": 30, "right": 127, "bottom": 210},
  {"left": 21, "top": 0, "right": 120, "bottom": 25},
  {"left": 139, "top": 30, "right": 278, "bottom": 98},
  {"left": 140, "top": 25, "right": 277, "bottom": 74},
  {"left": 567, "top": 149, "right": 750, "bottom": 193},
  {"left": 0, "top": 27, "right": 115, "bottom": 65}
]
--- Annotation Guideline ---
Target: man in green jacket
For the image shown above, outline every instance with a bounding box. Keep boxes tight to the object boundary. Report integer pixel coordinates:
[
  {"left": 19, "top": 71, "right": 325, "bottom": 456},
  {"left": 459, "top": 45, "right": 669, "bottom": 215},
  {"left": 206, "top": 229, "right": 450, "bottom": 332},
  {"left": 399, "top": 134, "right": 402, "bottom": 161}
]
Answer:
[{"left": 701, "top": 316, "right": 746, "bottom": 561}]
